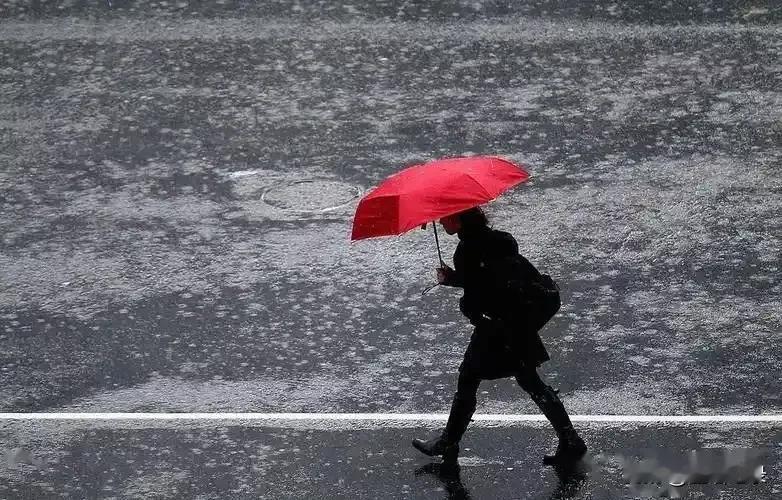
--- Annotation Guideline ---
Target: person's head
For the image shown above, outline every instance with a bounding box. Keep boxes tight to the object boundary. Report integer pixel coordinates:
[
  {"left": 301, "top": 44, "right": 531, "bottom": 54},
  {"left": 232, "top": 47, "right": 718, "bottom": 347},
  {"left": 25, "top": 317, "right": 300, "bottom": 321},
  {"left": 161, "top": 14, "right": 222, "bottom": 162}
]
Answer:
[
  {"left": 439, "top": 206, "right": 488, "bottom": 235},
  {"left": 439, "top": 213, "right": 461, "bottom": 235}
]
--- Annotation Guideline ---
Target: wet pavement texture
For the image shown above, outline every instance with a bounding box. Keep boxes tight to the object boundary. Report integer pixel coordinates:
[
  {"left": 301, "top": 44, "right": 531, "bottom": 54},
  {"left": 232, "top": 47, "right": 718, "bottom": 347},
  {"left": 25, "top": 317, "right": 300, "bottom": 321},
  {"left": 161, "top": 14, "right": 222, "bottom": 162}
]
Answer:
[
  {"left": 1, "top": 0, "right": 781, "bottom": 24},
  {"left": 1, "top": 420, "right": 781, "bottom": 499},
  {"left": 1, "top": 0, "right": 781, "bottom": 497}
]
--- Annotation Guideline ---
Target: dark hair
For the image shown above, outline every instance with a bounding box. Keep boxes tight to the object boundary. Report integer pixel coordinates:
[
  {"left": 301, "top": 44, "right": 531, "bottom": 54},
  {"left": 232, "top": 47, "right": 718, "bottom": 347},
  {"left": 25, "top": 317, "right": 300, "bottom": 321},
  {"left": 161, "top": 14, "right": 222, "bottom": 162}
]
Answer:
[{"left": 458, "top": 206, "right": 489, "bottom": 230}]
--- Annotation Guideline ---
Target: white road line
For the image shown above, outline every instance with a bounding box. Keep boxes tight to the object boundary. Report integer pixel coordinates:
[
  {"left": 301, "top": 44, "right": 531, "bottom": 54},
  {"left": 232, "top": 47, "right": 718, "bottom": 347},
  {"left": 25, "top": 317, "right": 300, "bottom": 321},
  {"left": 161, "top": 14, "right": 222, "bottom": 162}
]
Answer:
[{"left": 0, "top": 413, "right": 781, "bottom": 422}]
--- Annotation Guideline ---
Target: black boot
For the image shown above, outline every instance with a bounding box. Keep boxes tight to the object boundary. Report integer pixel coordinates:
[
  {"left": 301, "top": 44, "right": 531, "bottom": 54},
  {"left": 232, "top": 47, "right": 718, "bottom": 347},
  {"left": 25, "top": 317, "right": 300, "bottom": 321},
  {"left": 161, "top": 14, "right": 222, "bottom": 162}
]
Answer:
[
  {"left": 411, "top": 434, "right": 460, "bottom": 463},
  {"left": 531, "top": 386, "right": 587, "bottom": 465},
  {"left": 413, "top": 393, "right": 476, "bottom": 463}
]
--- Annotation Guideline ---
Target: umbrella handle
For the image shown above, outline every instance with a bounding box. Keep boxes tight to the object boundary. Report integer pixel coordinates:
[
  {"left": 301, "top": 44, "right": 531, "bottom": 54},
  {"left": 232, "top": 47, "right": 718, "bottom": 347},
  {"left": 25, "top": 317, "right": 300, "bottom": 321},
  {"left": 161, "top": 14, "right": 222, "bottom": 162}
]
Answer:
[
  {"left": 432, "top": 223, "right": 445, "bottom": 267},
  {"left": 423, "top": 222, "right": 445, "bottom": 296}
]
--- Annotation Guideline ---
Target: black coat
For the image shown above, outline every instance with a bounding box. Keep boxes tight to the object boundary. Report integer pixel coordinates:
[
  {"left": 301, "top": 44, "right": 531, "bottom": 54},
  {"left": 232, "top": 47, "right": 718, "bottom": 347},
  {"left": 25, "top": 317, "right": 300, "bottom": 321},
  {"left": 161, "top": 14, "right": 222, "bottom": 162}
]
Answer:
[{"left": 441, "top": 225, "right": 550, "bottom": 379}]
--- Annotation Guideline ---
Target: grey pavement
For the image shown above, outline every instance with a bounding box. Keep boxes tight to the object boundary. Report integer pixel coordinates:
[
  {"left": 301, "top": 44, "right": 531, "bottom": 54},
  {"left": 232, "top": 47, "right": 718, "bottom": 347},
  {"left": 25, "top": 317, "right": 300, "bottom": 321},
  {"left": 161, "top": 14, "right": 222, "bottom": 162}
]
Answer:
[{"left": 1, "top": 0, "right": 781, "bottom": 497}]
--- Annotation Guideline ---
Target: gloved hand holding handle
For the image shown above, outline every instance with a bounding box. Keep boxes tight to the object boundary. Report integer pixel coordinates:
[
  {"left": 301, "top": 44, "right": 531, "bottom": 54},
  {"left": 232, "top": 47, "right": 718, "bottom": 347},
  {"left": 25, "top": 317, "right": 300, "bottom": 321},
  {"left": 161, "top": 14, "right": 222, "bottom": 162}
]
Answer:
[{"left": 436, "top": 264, "right": 454, "bottom": 284}]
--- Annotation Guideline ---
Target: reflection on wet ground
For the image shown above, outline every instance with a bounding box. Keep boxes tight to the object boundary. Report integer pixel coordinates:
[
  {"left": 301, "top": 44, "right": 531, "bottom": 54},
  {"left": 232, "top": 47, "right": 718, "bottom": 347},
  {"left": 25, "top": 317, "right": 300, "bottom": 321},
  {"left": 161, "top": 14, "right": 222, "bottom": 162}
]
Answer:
[{"left": 413, "top": 460, "right": 590, "bottom": 500}]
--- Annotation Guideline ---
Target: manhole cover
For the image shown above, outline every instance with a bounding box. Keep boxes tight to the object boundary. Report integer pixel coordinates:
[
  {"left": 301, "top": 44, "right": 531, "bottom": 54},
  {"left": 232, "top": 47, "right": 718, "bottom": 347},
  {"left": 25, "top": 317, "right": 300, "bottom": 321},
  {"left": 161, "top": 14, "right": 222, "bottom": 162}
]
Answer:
[{"left": 261, "top": 179, "right": 362, "bottom": 213}]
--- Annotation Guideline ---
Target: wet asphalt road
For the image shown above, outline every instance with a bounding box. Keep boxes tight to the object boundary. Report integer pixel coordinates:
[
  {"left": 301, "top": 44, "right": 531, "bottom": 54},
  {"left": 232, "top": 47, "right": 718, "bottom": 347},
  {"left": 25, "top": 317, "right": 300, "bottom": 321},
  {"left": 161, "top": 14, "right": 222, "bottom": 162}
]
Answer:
[
  {"left": 1, "top": 0, "right": 781, "bottom": 498},
  {"left": 1, "top": 420, "right": 781, "bottom": 499}
]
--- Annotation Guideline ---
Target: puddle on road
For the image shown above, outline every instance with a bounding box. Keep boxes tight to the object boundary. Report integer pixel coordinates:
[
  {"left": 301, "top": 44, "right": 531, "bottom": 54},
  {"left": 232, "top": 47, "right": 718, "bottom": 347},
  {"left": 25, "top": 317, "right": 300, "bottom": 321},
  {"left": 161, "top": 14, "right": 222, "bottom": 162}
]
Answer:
[
  {"left": 261, "top": 179, "right": 362, "bottom": 213},
  {"left": 225, "top": 169, "right": 363, "bottom": 220}
]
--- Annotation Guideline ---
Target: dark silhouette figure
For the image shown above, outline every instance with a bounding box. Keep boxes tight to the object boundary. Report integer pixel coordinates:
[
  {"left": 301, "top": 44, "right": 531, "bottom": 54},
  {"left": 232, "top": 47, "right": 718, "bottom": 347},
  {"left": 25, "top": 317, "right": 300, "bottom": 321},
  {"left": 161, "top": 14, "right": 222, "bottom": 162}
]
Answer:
[{"left": 412, "top": 207, "right": 586, "bottom": 465}]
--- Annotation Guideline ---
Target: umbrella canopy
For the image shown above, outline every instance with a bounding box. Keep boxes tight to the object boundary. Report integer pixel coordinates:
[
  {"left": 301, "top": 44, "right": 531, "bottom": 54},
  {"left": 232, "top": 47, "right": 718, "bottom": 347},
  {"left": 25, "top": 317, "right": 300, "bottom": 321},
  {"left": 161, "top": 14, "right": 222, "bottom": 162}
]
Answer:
[{"left": 351, "top": 156, "right": 529, "bottom": 241}]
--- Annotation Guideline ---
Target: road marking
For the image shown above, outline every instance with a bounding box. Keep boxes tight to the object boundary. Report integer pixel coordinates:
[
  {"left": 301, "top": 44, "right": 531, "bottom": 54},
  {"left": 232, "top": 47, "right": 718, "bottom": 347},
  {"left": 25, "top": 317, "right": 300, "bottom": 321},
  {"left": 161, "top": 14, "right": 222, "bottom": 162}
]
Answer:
[{"left": 0, "top": 413, "right": 780, "bottom": 422}]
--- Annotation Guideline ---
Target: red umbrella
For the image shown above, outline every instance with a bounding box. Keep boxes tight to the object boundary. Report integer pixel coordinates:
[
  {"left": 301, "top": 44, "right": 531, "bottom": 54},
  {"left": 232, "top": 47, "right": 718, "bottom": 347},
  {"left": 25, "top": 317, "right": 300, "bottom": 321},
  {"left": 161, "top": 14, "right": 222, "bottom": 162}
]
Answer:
[{"left": 351, "top": 156, "right": 530, "bottom": 264}]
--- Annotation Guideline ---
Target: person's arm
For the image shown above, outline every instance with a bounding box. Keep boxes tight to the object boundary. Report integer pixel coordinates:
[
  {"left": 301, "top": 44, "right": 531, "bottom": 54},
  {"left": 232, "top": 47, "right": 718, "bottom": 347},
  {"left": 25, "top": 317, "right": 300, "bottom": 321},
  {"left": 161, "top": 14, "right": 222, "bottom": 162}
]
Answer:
[
  {"left": 497, "top": 231, "right": 519, "bottom": 257},
  {"left": 436, "top": 242, "right": 465, "bottom": 287},
  {"left": 437, "top": 242, "right": 464, "bottom": 288}
]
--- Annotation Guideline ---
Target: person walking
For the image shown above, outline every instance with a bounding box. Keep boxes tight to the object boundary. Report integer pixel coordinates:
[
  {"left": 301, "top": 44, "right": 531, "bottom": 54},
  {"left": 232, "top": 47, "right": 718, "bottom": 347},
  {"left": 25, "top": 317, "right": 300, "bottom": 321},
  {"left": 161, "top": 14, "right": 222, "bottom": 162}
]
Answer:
[{"left": 412, "top": 206, "right": 586, "bottom": 465}]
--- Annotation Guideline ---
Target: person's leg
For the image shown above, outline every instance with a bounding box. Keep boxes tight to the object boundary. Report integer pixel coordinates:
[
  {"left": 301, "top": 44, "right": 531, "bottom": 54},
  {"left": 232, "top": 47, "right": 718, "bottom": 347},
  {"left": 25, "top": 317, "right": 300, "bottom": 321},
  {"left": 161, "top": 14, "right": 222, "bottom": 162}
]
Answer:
[
  {"left": 444, "top": 371, "right": 480, "bottom": 442},
  {"left": 413, "top": 370, "right": 480, "bottom": 462},
  {"left": 515, "top": 365, "right": 586, "bottom": 464}
]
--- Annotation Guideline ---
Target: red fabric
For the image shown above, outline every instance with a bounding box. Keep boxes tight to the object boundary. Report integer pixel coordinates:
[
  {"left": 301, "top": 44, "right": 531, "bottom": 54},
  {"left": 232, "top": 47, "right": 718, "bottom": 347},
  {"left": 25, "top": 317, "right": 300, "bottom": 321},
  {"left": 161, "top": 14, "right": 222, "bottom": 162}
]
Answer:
[{"left": 351, "top": 156, "right": 529, "bottom": 240}]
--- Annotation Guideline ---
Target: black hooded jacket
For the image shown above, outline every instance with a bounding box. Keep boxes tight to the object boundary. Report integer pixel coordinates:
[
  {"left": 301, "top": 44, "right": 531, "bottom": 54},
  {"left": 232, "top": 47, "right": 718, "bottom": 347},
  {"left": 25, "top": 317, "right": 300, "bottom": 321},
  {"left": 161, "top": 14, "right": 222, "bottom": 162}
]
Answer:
[
  {"left": 441, "top": 224, "right": 520, "bottom": 319},
  {"left": 441, "top": 224, "right": 551, "bottom": 372}
]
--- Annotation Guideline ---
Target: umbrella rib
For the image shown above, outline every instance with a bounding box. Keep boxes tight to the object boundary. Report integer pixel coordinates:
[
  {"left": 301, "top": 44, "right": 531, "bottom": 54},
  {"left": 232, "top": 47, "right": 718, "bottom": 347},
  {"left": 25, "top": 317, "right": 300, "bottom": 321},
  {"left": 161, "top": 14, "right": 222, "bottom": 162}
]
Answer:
[{"left": 461, "top": 172, "right": 494, "bottom": 201}]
